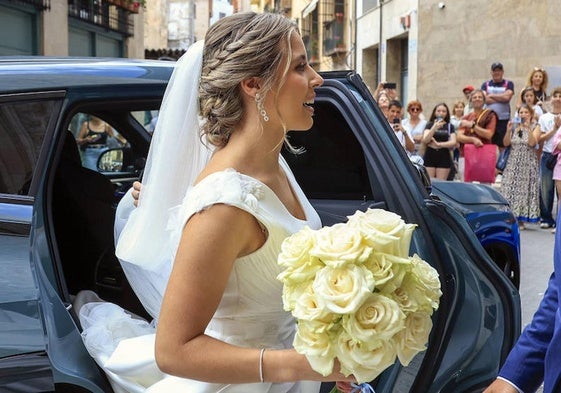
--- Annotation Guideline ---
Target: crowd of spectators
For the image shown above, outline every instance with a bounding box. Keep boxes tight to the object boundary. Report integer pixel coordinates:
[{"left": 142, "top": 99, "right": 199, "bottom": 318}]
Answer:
[{"left": 374, "top": 63, "right": 561, "bottom": 231}]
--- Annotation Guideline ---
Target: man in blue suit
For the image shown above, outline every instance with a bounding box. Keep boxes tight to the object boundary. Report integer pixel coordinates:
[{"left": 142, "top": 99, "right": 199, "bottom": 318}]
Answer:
[{"left": 484, "top": 211, "right": 561, "bottom": 393}]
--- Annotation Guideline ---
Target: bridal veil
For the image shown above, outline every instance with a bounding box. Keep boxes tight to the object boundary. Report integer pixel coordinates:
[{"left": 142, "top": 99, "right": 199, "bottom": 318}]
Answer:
[{"left": 115, "top": 40, "right": 212, "bottom": 320}]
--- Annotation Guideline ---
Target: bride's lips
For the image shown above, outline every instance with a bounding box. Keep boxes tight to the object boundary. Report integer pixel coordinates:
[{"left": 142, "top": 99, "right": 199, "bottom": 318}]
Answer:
[{"left": 304, "top": 99, "right": 315, "bottom": 115}]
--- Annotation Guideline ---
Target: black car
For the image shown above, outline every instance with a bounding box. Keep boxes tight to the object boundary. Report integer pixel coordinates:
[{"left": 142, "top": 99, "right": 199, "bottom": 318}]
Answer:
[{"left": 0, "top": 58, "right": 520, "bottom": 392}]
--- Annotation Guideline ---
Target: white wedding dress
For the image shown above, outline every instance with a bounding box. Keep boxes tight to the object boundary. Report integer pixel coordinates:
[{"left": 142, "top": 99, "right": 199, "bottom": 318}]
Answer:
[{"left": 79, "top": 158, "right": 322, "bottom": 393}]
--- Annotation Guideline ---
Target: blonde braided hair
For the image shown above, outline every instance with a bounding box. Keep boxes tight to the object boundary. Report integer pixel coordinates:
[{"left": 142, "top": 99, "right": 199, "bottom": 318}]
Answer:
[{"left": 199, "top": 12, "right": 298, "bottom": 147}]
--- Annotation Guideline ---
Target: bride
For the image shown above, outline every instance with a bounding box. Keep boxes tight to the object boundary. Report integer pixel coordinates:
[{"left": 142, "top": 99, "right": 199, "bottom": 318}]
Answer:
[{"left": 79, "top": 11, "right": 355, "bottom": 393}]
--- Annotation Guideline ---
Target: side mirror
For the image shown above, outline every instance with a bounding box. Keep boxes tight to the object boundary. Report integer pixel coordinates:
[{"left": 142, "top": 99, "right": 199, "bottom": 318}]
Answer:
[{"left": 97, "top": 148, "right": 124, "bottom": 172}]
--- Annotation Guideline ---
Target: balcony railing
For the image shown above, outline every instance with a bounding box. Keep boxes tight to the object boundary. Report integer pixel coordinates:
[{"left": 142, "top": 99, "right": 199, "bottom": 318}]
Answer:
[{"left": 68, "top": 0, "right": 134, "bottom": 36}]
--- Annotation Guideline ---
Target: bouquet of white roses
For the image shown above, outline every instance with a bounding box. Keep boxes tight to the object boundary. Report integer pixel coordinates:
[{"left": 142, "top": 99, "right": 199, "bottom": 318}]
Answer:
[{"left": 277, "top": 208, "right": 441, "bottom": 384}]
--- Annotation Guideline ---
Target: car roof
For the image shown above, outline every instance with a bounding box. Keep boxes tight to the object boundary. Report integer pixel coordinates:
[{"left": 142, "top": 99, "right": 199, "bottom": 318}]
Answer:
[{"left": 0, "top": 57, "right": 176, "bottom": 94}]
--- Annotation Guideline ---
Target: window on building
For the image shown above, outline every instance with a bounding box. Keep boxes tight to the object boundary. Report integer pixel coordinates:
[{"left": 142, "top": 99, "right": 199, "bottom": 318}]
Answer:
[
  {"left": 301, "top": 6, "right": 319, "bottom": 64},
  {"left": 362, "top": 0, "right": 379, "bottom": 14},
  {"left": 321, "top": 0, "right": 345, "bottom": 55}
]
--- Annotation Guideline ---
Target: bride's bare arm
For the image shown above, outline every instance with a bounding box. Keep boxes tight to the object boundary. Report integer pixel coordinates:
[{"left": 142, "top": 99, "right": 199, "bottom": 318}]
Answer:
[{"left": 155, "top": 204, "right": 354, "bottom": 384}]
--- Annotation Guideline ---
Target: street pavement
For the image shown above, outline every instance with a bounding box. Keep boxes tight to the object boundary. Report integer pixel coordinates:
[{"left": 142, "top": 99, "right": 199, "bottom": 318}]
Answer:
[
  {"left": 520, "top": 225, "right": 555, "bottom": 328},
  {"left": 518, "top": 224, "right": 555, "bottom": 393}
]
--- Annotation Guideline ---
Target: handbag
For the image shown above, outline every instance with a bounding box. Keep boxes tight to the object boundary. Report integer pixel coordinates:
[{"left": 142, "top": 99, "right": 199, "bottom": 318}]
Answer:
[
  {"left": 496, "top": 146, "right": 511, "bottom": 171},
  {"left": 464, "top": 143, "right": 497, "bottom": 183},
  {"left": 546, "top": 153, "right": 558, "bottom": 170}
]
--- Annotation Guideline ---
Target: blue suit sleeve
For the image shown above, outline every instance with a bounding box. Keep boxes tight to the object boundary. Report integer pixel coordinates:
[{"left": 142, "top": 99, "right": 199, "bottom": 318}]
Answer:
[{"left": 498, "top": 271, "right": 557, "bottom": 392}]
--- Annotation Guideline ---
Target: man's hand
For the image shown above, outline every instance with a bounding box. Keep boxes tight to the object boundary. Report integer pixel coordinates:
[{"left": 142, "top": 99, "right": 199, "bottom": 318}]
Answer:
[
  {"left": 132, "top": 181, "right": 141, "bottom": 207},
  {"left": 483, "top": 378, "right": 519, "bottom": 393}
]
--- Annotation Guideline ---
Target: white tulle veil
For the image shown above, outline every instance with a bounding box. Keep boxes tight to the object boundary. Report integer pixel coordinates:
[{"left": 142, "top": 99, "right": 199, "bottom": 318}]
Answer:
[{"left": 114, "top": 40, "right": 212, "bottom": 320}]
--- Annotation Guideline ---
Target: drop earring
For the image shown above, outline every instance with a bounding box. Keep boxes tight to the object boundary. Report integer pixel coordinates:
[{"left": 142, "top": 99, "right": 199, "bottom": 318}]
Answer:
[{"left": 255, "top": 92, "right": 269, "bottom": 122}]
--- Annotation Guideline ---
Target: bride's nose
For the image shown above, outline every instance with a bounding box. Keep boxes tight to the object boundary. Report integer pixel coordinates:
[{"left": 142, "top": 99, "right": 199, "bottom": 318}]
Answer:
[{"left": 310, "top": 69, "right": 323, "bottom": 88}]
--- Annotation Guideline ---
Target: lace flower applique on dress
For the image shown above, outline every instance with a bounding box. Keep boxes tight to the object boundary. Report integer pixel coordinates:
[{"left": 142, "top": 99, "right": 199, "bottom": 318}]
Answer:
[{"left": 166, "top": 169, "right": 264, "bottom": 233}]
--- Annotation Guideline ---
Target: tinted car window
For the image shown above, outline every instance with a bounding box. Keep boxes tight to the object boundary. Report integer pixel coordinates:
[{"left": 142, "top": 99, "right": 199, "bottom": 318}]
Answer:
[
  {"left": 283, "top": 101, "right": 373, "bottom": 200},
  {"left": 0, "top": 101, "right": 55, "bottom": 195}
]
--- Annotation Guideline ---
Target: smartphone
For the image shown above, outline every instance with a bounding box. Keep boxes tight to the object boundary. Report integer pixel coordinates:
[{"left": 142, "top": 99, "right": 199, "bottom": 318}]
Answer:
[{"left": 383, "top": 82, "right": 397, "bottom": 89}]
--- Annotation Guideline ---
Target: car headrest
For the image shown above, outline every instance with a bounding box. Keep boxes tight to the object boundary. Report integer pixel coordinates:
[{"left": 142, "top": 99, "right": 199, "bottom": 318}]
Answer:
[{"left": 61, "top": 131, "right": 82, "bottom": 166}]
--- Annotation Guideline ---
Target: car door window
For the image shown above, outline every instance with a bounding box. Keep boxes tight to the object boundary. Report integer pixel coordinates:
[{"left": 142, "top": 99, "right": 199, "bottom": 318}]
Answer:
[
  {"left": 0, "top": 100, "right": 57, "bottom": 196},
  {"left": 283, "top": 101, "right": 373, "bottom": 201},
  {"left": 282, "top": 100, "right": 379, "bottom": 226}
]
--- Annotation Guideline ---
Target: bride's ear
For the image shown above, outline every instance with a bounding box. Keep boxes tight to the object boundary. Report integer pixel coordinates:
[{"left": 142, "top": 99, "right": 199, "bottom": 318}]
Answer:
[{"left": 240, "top": 77, "right": 263, "bottom": 99}]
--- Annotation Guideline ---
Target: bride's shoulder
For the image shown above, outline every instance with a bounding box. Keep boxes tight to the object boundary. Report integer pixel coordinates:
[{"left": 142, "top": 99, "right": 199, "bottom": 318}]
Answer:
[{"left": 186, "top": 168, "right": 264, "bottom": 213}]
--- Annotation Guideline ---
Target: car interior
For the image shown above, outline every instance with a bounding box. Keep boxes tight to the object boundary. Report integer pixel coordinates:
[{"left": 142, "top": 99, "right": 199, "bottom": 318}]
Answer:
[{"left": 52, "top": 111, "right": 154, "bottom": 322}]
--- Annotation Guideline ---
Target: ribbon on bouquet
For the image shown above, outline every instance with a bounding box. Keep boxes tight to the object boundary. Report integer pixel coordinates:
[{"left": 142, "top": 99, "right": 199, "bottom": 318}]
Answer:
[{"left": 351, "top": 383, "right": 375, "bottom": 393}]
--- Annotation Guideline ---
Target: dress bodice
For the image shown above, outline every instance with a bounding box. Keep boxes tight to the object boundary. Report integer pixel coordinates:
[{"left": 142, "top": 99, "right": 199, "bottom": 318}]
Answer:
[{"left": 173, "top": 165, "right": 321, "bottom": 350}]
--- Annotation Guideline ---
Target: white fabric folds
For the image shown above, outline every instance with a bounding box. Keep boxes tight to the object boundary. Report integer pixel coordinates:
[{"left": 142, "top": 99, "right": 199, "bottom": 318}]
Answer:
[{"left": 114, "top": 40, "right": 212, "bottom": 320}]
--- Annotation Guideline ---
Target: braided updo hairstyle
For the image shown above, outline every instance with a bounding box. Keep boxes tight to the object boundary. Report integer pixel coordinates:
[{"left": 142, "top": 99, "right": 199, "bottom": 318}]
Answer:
[{"left": 199, "top": 12, "right": 298, "bottom": 147}]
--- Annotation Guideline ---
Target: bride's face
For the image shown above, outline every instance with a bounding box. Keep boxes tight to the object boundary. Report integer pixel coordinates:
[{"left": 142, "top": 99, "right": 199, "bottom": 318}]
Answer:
[{"left": 266, "top": 34, "right": 324, "bottom": 132}]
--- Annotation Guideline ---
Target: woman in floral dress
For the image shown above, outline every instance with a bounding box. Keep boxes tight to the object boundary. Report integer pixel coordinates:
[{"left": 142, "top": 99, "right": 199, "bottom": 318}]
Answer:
[{"left": 500, "top": 104, "right": 540, "bottom": 229}]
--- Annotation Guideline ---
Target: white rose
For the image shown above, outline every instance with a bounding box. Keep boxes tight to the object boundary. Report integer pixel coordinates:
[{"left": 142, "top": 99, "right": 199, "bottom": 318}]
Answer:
[
  {"left": 392, "top": 268, "right": 439, "bottom": 314},
  {"left": 410, "top": 254, "right": 442, "bottom": 310},
  {"left": 281, "top": 281, "right": 308, "bottom": 312},
  {"left": 347, "top": 209, "right": 416, "bottom": 257},
  {"left": 364, "top": 252, "right": 411, "bottom": 293},
  {"left": 278, "top": 226, "right": 324, "bottom": 285},
  {"left": 292, "top": 284, "right": 338, "bottom": 322},
  {"left": 391, "top": 286, "right": 417, "bottom": 313},
  {"left": 335, "top": 330, "right": 397, "bottom": 383},
  {"left": 293, "top": 320, "right": 338, "bottom": 377},
  {"left": 313, "top": 264, "right": 375, "bottom": 314},
  {"left": 342, "top": 293, "right": 405, "bottom": 347},
  {"left": 394, "top": 311, "right": 433, "bottom": 366},
  {"left": 309, "top": 223, "right": 372, "bottom": 268}
]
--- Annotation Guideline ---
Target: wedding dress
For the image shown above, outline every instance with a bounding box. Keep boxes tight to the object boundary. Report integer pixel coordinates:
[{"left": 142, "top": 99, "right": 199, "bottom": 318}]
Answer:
[{"left": 79, "top": 157, "right": 322, "bottom": 393}]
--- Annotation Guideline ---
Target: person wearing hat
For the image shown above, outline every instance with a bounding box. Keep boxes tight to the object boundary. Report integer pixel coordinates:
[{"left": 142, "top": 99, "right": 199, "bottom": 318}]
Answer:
[
  {"left": 481, "top": 62, "right": 515, "bottom": 151},
  {"left": 462, "top": 84, "right": 475, "bottom": 115}
]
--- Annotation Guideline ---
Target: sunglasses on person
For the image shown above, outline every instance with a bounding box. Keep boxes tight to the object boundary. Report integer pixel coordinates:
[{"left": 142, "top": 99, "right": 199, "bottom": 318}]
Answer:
[
  {"left": 410, "top": 107, "right": 421, "bottom": 112},
  {"left": 534, "top": 67, "right": 545, "bottom": 72}
]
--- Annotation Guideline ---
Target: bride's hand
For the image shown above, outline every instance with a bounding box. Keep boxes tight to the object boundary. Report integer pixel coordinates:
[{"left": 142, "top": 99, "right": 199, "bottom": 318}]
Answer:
[
  {"left": 132, "top": 181, "right": 142, "bottom": 207},
  {"left": 336, "top": 381, "right": 355, "bottom": 393}
]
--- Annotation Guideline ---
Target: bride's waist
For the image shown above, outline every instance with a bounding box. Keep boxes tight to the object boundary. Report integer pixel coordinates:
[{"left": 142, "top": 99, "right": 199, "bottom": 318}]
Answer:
[{"left": 206, "top": 314, "right": 295, "bottom": 348}]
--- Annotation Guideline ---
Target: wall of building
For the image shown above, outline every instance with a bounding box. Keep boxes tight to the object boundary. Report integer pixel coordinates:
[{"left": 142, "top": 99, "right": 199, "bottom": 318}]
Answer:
[
  {"left": 144, "top": 0, "right": 168, "bottom": 50},
  {"left": 194, "top": 0, "right": 210, "bottom": 41},
  {"left": 127, "top": 10, "right": 145, "bottom": 58},
  {"left": 356, "top": 0, "right": 561, "bottom": 115},
  {"left": 42, "top": 0, "right": 68, "bottom": 55},
  {"left": 417, "top": 0, "right": 561, "bottom": 114},
  {"left": 355, "top": 0, "right": 418, "bottom": 101}
]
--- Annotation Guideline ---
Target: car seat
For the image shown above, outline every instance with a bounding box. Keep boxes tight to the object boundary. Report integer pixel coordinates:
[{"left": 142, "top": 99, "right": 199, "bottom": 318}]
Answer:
[
  {"left": 53, "top": 131, "right": 149, "bottom": 320},
  {"left": 53, "top": 131, "right": 117, "bottom": 294}
]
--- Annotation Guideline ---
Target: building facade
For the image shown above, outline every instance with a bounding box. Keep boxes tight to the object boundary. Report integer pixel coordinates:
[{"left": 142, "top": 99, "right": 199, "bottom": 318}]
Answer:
[
  {"left": 4, "top": 0, "right": 560, "bottom": 114},
  {"left": 0, "top": 0, "right": 145, "bottom": 57}
]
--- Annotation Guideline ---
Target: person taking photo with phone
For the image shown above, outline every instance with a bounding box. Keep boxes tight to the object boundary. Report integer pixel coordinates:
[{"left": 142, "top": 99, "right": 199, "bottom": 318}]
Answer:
[{"left": 387, "top": 100, "right": 414, "bottom": 153}]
